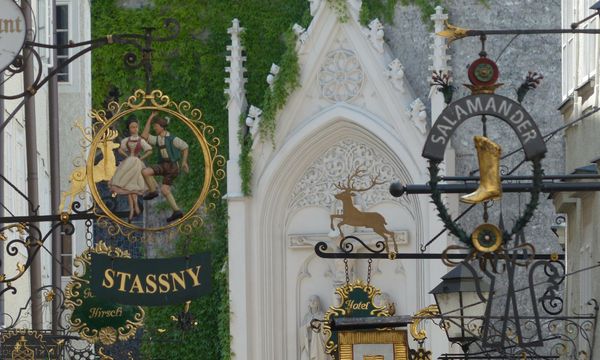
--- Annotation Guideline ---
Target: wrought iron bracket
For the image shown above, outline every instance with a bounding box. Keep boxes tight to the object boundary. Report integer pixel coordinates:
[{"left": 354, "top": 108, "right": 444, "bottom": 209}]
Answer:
[{"left": 0, "top": 18, "right": 180, "bottom": 132}]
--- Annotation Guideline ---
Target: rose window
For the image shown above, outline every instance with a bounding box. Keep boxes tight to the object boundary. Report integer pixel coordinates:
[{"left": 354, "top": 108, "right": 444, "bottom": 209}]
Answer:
[{"left": 318, "top": 49, "right": 364, "bottom": 102}]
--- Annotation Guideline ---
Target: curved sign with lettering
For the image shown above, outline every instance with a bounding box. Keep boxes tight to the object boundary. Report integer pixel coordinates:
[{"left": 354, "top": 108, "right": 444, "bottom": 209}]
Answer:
[
  {"left": 422, "top": 94, "right": 547, "bottom": 161},
  {"left": 65, "top": 242, "right": 144, "bottom": 345},
  {"left": 0, "top": 0, "right": 26, "bottom": 72}
]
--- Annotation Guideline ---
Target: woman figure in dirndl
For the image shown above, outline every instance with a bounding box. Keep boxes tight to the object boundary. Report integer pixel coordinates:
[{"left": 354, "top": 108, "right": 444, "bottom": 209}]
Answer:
[{"left": 110, "top": 117, "right": 153, "bottom": 221}]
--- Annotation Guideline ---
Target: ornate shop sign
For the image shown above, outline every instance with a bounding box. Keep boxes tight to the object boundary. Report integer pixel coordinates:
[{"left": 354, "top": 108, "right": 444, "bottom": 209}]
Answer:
[
  {"left": 59, "top": 89, "right": 224, "bottom": 237},
  {"left": 323, "top": 280, "right": 392, "bottom": 358},
  {"left": 65, "top": 242, "right": 144, "bottom": 345},
  {"left": 338, "top": 330, "right": 409, "bottom": 360},
  {"left": 422, "top": 56, "right": 548, "bottom": 258},
  {"left": 422, "top": 93, "right": 546, "bottom": 161},
  {"left": 0, "top": 329, "right": 63, "bottom": 360},
  {"left": 90, "top": 252, "right": 211, "bottom": 306},
  {"left": 0, "top": 0, "right": 26, "bottom": 72}
]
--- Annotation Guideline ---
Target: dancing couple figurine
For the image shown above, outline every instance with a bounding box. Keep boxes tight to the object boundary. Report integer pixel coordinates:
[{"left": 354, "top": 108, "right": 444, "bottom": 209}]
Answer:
[{"left": 109, "top": 111, "right": 189, "bottom": 223}]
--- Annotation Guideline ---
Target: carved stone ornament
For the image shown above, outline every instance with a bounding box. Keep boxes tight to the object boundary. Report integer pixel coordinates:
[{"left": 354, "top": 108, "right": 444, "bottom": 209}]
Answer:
[
  {"left": 386, "top": 59, "right": 405, "bottom": 93},
  {"left": 408, "top": 98, "right": 428, "bottom": 135},
  {"left": 367, "top": 18, "right": 385, "bottom": 53},
  {"left": 289, "top": 140, "right": 402, "bottom": 211},
  {"left": 245, "top": 105, "right": 263, "bottom": 139},
  {"left": 318, "top": 49, "right": 364, "bottom": 102}
]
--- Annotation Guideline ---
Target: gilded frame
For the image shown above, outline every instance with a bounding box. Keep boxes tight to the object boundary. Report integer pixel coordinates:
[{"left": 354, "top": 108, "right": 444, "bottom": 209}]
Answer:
[
  {"left": 85, "top": 89, "right": 225, "bottom": 235},
  {"left": 323, "top": 280, "right": 390, "bottom": 355},
  {"left": 338, "top": 330, "right": 410, "bottom": 360}
]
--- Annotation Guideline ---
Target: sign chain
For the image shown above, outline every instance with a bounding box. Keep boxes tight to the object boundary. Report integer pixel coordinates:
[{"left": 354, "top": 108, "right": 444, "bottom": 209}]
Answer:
[
  {"left": 85, "top": 219, "right": 93, "bottom": 248},
  {"left": 366, "top": 258, "right": 373, "bottom": 286},
  {"left": 344, "top": 258, "right": 349, "bottom": 285}
]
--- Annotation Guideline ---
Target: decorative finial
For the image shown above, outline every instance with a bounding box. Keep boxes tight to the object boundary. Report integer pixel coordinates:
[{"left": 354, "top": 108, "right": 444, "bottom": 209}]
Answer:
[{"left": 436, "top": 20, "right": 469, "bottom": 43}]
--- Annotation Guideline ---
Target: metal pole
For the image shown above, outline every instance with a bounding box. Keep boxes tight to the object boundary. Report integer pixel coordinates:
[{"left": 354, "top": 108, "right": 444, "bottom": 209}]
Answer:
[
  {"left": 0, "top": 73, "right": 5, "bottom": 327},
  {"left": 49, "top": 0, "right": 62, "bottom": 334},
  {"left": 22, "top": 0, "right": 42, "bottom": 330},
  {"left": 390, "top": 181, "right": 600, "bottom": 197}
]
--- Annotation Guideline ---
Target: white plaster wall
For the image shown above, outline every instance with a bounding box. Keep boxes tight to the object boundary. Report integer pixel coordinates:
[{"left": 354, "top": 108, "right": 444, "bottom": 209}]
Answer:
[{"left": 228, "top": 3, "right": 452, "bottom": 358}]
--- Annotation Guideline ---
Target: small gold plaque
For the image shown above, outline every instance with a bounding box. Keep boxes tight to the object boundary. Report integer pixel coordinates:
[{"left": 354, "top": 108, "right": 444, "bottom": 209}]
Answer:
[
  {"left": 338, "top": 330, "right": 409, "bottom": 360},
  {"left": 364, "top": 356, "right": 384, "bottom": 360}
]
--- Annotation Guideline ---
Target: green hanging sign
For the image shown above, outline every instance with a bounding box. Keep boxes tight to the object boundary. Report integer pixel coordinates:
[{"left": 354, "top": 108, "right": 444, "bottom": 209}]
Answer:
[
  {"left": 65, "top": 242, "right": 144, "bottom": 345},
  {"left": 90, "top": 252, "right": 212, "bottom": 306},
  {"left": 322, "top": 280, "right": 391, "bottom": 357}
]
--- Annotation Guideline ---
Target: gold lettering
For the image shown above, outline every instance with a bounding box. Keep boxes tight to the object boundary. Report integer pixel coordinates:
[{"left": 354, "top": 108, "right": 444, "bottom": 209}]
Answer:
[
  {"left": 102, "top": 269, "right": 115, "bottom": 289},
  {"left": 171, "top": 271, "right": 187, "bottom": 291},
  {"left": 344, "top": 300, "right": 370, "bottom": 311},
  {"left": 145, "top": 274, "right": 158, "bottom": 294},
  {"left": 129, "top": 275, "right": 145, "bottom": 294},
  {"left": 84, "top": 288, "right": 94, "bottom": 299},
  {"left": 185, "top": 266, "right": 202, "bottom": 287},
  {"left": 116, "top": 271, "right": 131, "bottom": 292},
  {"left": 2, "top": 19, "right": 14, "bottom": 33},
  {"left": 0, "top": 18, "right": 23, "bottom": 33},
  {"left": 158, "top": 273, "right": 170, "bottom": 293},
  {"left": 89, "top": 307, "right": 123, "bottom": 318}
]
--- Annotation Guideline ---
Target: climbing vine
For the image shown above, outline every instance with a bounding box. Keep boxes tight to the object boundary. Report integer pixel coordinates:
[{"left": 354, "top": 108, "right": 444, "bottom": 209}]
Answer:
[
  {"left": 360, "top": 0, "right": 488, "bottom": 26},
  {"left": 91, "top": 0, "right": 308, "bottom": 358},
  {"left": 257, "top": 32, "right": 301, "bottom": 142},
  {"left": 327, "top": 0, "right": 350, "bottom": 22},
  {"left": 239, "top": 21, "right": 306, "bottom": 195}
]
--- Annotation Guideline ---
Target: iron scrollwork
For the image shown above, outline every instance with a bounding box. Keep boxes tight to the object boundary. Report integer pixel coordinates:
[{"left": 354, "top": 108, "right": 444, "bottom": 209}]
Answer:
[{"left": 0, "top": 219, "right": 74, "bottom": 297}]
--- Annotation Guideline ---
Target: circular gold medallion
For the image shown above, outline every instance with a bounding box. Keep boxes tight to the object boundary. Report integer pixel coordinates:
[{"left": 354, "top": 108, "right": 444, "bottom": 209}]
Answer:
[
  {"left": 86, "top": 89, "right": 224, "bottom": 233},
  {"left": 471, "top": 223, "right": 502, "bottom": 253}
]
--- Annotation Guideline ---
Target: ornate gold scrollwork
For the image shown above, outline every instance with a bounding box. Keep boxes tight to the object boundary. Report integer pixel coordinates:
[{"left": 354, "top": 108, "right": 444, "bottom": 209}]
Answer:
[
  {"left": 64, "top": 242, "right": 145, "bottom": 345},
  {"left": 61, "top": 89, "right": 225, "bottom": 239},
  {"left": 409, "top": 304, "right": 440, "bottom": 342}
]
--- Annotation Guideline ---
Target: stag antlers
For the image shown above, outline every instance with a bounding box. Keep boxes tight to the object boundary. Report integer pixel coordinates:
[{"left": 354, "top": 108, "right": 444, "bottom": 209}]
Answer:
[
  {"left": 334, "top": 167, "right": 386, "bottom": 193},
  {"left": 330, "top": 167, "right": 397, "bottom": 255}
]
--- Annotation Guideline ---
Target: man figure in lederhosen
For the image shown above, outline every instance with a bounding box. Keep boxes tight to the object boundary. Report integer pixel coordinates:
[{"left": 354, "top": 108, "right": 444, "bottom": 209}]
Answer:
[{"left": 141, "top": 111, "right": 189, "bottom": 222}]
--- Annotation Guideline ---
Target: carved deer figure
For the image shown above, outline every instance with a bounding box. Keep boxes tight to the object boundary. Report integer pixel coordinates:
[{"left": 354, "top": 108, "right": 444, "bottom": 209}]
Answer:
[
  {"left": 330, "top": 168, "right": 397, "bottom": 253},
  {"left": 59, "top": 125, "right": 120, "bottom": 212}
]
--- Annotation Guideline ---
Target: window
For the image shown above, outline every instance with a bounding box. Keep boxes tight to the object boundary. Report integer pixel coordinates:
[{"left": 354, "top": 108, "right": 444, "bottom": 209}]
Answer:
[{"left": 56, "top": 4, "right": 69, "bottom": 82}]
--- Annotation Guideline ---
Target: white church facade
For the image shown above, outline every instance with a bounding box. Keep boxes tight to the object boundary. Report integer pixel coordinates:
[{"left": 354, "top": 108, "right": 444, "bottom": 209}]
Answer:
[{"left": 225, "top": 3, "right": 454, "bottom": 358}]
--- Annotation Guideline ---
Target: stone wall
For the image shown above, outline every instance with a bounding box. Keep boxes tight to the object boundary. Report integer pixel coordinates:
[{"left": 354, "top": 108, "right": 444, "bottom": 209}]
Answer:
[{"left": 386, "top": 0, "right": 563, "bottom": 255}]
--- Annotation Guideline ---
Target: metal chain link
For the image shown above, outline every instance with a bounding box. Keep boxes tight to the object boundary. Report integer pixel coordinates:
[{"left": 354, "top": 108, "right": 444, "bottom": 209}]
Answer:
[
  {"left": 344, "top": 258, "right": 349, "bottom": 285},
  {"left": 483, "top": 202, "right": 489, "bottom": 223},
  {"left": 366, "top": 258, "right": 373, "bottom": 286},
  {"left": 85, "top": 219, "right": 93, "bottom": 248}
]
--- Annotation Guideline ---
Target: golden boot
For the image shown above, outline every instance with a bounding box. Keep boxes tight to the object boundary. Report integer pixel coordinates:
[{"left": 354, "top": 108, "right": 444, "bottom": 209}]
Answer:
[{"left": 460, "top": 136, "right": 502, "bottom": 204}]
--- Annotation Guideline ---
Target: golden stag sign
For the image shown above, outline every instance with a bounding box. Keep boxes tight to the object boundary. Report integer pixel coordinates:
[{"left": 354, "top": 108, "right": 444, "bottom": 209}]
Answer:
[
  {"left": 59, "top": 124, "right": 120, "bottom": 212},
  {"left": 330, "top": 168, "right": 396, "bottom": 253}
]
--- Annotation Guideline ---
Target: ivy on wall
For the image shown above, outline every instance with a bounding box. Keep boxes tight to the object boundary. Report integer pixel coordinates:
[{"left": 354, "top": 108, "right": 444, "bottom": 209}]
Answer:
[
  {"left": 90, "top": 0, "right": 492, "bottom": 357},
  {"left": 238, "top": 30, "right": 302, "bottom": 195},
  {"left": 360, "top": 0, "right": 487, "bottom": 26},
  {"left": 91, "top": 0, "right": 308, "bottom": 358}
]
